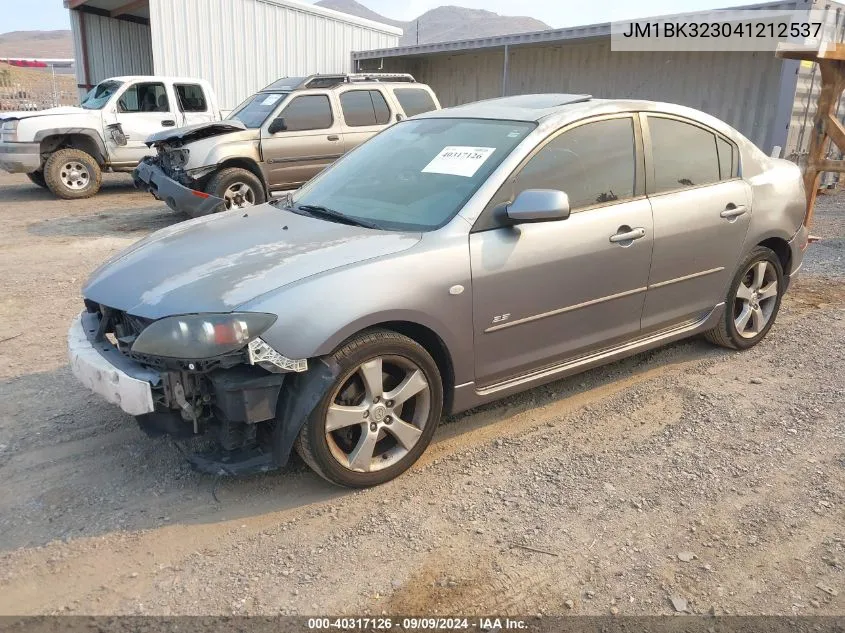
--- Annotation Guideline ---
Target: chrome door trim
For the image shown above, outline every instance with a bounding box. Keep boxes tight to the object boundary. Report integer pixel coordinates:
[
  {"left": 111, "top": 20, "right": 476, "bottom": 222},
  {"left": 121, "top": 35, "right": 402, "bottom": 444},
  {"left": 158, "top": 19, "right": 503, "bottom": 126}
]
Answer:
[
  {"left": 648, "top": 266, "right": 725, "bottom": 290},
  {"left": 484, "top": 286, "right": 648, "bottom": 333}
]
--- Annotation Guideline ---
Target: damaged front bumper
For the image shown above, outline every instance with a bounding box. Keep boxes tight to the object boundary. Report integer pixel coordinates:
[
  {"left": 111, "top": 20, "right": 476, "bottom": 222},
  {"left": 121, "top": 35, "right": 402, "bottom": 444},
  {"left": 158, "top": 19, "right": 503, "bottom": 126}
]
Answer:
[
  {"left": 67, "top": 308, "right": 327, "bottom": 477},
  {"left": 68, "top": 311, "right": 159, "bottom": 416},
  {"left": 133, "top": 159, "right": 224, "bottom": 218}
]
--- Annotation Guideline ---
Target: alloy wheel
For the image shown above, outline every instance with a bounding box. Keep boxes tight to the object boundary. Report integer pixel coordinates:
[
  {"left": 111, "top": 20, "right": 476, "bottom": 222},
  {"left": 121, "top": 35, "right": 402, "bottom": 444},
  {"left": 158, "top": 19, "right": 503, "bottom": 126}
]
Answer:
[
  {"left": 733, "top": 260, "right": 778, "bottom": 339},
  {"left": 61, "top": 162, "right": 90, "bottom": 190},
  {"left": 223, "top": 182, "right": 256, "bottom": 209},
  {"left": 324, "top": 355, "right": 431, "bottom": 473}
]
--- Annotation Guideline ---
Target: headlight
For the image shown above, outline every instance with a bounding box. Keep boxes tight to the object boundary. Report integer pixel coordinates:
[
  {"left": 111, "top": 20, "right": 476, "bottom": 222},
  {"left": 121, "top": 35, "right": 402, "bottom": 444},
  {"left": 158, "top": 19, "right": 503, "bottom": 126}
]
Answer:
[
  {"left": 131, "top": 312, "right": 277, "bottom": 359},
  {"left": 1, "top": 120, "right": 19, "bottom": 142}
]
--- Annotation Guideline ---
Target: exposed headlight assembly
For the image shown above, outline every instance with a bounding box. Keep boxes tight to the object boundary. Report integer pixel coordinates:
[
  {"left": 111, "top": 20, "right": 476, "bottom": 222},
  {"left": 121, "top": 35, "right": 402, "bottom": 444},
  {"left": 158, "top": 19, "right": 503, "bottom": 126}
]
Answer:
[{"left": 131, "top": 312, "right": 277, "bottom": 360}]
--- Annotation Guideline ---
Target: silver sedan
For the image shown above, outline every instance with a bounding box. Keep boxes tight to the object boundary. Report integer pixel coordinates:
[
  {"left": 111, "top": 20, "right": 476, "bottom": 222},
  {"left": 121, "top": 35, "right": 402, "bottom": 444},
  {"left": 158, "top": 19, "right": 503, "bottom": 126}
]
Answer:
[{"left": 70, "top": 94, "right": 808, "bottom": 487}]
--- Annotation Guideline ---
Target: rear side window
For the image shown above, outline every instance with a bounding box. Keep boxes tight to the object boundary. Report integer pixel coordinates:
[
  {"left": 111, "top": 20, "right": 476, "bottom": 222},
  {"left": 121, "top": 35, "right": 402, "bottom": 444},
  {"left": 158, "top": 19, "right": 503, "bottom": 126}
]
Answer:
[
  {"left": 393, "top": 88, "right": 437, "bottom": 117},
  {"left": 340, "top": 90, "right": 392, "bottom": 127},
  {"left": 175, "top": 84, "right": 207, "bottom": 112},
  {"left": 279, "top": 95, "right": 333, "bottom": 131},
  {"left": 513, "top": 117, "right": 637, "bottom": 210},
  {"left": 648, "top": 116, "right": 720, "bottom": 192}
]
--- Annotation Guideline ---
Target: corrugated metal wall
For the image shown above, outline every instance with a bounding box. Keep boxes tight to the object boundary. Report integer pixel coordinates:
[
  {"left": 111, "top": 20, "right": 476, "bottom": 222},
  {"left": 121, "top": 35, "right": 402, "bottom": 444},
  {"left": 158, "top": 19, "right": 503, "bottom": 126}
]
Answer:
[
  {"left": 70, "top": 10, "right": 153, "bottom": 98},
  {"left": 149, "top": 0, "right": 400, "bottom": 111},
  {"left": 377, "top": 41, "right": 784, "bottom": 151}
]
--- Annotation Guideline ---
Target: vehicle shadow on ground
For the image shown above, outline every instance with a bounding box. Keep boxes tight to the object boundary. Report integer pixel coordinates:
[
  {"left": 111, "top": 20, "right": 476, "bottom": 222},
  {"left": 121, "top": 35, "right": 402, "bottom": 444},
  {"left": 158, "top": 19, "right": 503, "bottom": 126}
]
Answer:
[
  {"left": 27, "top": 205, "right": 184, "bottom": 238},
  {"left": 0, "top": 336, "right": 727, "bottom": 552},
  {"left": 1, "top": 177, "right": 139, "bottom": 203}
]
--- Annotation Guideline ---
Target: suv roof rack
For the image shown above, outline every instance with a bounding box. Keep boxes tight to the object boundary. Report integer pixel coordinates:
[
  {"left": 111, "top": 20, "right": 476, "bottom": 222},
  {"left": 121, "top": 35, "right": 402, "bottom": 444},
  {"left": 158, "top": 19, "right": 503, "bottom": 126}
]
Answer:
[{"left": 262, "top": 73, "right": 416, "bottom": 92}]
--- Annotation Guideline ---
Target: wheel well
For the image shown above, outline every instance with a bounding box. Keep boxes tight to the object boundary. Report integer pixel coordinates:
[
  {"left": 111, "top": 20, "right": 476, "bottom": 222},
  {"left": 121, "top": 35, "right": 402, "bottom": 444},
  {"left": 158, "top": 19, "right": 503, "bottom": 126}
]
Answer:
[
  {"left": 376, "top": 321, "right": 455, "bottom": 414},
  {"left": 40, "top": 134, "right": 104, "bottom": 166},
  {"left": 217, "top": 158, "right": 269, "bottom": 196},
  {"left": 758, "top": 237, "right": 791, "bottom": 275}
]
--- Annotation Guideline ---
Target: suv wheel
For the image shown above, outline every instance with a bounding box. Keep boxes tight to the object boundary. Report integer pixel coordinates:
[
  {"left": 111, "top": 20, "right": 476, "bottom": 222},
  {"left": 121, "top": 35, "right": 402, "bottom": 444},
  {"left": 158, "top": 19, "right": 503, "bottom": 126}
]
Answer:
[
  {"left": 705, "top": 246, "right": 784, "bottom": 350},
  {"left": 295, "top": 329, "right": 443, "bottom": 488},
  {"left": 205, "top": 168, "right": 266, "bottom": 210},
  {"left": 44, "top": 149, "right": 102, "bottom": 199}
]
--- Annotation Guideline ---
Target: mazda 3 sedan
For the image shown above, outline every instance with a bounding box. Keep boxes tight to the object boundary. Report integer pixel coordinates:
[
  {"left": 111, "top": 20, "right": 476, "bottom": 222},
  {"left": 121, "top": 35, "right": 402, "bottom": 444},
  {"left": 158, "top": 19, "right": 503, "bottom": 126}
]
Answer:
[{"left": 69, "top": 94, "right": 809, "bottom": 487}]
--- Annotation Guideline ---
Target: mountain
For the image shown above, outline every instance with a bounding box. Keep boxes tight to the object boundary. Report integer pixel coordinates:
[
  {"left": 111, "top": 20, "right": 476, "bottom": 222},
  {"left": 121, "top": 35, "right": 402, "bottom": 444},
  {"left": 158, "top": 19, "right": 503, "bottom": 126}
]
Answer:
[
  {"left": 315, "top": 0, "right": 551, "bottom": 46},
  {"left": 0, "top": 30, "right": 74, "bottom": 58}
]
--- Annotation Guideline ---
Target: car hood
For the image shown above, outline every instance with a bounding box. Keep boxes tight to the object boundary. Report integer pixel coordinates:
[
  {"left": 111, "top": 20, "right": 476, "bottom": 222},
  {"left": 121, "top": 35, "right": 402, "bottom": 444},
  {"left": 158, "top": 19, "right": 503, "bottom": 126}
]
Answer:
[
  {"left": 145, "top": 119, "right": 247, "bottom": 146},
  {"left": 83, "top": 204, "right": 422, "bottom": 319},
  {"left": 0, "top": 106, "right": 90, "bottom": 121}
]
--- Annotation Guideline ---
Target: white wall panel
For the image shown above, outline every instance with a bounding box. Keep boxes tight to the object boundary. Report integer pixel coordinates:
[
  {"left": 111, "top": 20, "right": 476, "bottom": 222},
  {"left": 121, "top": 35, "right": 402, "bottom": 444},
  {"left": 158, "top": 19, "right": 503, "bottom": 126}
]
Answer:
[
  {"left": 70, "top": 9, "right": 153, "bottom": 98},
  {"left": 148, "top": 0, "right": 400, "bottom": 110}
]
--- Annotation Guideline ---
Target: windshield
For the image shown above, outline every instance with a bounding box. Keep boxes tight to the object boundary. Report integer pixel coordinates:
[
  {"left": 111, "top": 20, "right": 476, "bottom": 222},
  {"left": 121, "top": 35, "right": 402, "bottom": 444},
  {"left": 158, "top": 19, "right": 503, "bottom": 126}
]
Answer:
[
  {"left": 81, "top": 80, "right": 123, "bottom": 110},
  {"left": 292, "top": 118, "right": 536, "bottom": 231},
  {"left": 227, "top": 92, "right": 289, "bottom": 128}
]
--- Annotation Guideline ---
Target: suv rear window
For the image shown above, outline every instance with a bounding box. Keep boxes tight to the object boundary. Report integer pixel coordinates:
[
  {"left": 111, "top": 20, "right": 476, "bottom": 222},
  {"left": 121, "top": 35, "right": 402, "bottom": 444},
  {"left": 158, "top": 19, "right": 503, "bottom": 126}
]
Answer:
[
  {"left": 175, "top": 84, "right": 207, "bottom": 112},
  {"left": 340, "top": 90, "right": 391, "bottom": 127},
  {"left": 393, "top": 88, "right": 437, "bottom": 117}
]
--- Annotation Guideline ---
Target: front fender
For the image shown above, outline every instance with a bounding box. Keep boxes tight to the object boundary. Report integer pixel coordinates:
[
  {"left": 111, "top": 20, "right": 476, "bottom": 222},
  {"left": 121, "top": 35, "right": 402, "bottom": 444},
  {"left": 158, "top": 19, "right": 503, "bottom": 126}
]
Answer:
[
  {"left": 238, "top": 232, "right": 475, "bottom": 386},
  {"left": 32, "top": 126, "right": 107, "bottom": 157}
]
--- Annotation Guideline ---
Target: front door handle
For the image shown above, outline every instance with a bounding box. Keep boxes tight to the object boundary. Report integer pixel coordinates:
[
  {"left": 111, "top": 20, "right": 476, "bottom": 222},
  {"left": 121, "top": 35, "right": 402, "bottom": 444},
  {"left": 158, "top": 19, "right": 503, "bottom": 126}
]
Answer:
[
  {"left": 720, "top": 204, "right": 747, "bottom": 219},
  {"left": 609, "top": 227, "right": 646, "bottom": 243},
  {"left": 327, "top": 134, "right": 340, "bottom": 141},
  {"left": 161, "top": 119, "right": 176, "bottom": 127}
]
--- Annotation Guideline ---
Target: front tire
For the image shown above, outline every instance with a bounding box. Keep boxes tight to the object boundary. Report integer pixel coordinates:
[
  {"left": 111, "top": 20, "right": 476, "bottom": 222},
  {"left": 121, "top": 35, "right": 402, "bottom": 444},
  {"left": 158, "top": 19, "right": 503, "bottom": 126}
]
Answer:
[
  {"left": 705, "top": 246, "right": 784, "bottom": 350},
  {"left": 295, "top": 329, "right": 443, "bottom": 488},
  {"left": 205, "top": 167, "right": 266, "bottom": 211},
  {"left": 44, "top": 149, "right": 102, "bottom": 199}
]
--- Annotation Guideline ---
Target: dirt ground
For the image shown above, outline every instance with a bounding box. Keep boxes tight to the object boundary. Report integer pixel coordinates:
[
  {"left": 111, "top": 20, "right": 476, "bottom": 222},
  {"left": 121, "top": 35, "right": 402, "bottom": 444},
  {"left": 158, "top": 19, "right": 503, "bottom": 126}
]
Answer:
[{"left": 0, "top": 171, "right": 842, "bottom": 616}]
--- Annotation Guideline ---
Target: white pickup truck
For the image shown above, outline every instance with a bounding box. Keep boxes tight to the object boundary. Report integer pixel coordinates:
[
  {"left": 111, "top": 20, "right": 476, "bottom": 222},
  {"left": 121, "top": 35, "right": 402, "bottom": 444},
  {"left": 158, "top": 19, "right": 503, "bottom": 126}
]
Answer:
[{"left": 0, "top": 75, "right": 221, "bottom": 199}]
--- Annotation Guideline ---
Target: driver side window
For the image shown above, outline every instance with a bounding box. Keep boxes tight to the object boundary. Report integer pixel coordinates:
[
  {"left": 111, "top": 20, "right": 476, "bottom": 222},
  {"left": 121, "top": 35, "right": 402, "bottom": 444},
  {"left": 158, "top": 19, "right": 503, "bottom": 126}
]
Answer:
[
  {"left": 118, "top": 82, "right": 169, "bottom": 113},
  {"left": 475, "top": 116, "right": 638, "bottom": 232},
  {"left": 516, "top": 117, "right": 636, "bottom": 209}
]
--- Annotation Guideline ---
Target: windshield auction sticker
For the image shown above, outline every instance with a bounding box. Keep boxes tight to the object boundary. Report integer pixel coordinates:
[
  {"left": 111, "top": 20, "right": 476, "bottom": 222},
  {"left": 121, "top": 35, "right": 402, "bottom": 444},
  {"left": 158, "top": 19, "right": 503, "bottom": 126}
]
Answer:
[{"left": 422, "top": 146, "right": 496, "bottom": 177}]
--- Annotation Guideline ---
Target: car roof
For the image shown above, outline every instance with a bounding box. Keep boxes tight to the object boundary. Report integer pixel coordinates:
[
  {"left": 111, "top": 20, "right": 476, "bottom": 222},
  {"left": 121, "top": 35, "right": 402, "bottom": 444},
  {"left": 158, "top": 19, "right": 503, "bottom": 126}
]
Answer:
[{"left": 417, "top": 94, "right": 744, "bottom": 141}]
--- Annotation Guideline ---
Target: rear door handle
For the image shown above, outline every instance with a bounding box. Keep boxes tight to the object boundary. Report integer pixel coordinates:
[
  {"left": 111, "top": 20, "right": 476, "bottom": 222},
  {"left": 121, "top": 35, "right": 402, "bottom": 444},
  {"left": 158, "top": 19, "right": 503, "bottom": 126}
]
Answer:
[
  {"left": 327, "top": 134, "right": 340, "bottom": 141},
  {"left": 720, "top": 204, "right": 747, "bottom": 219},
  {"left": 609, "top": 227, "right": 647, "bottom": 243},
  {"left": 162, "top": 120, "right": 176, "bottom": 127}
]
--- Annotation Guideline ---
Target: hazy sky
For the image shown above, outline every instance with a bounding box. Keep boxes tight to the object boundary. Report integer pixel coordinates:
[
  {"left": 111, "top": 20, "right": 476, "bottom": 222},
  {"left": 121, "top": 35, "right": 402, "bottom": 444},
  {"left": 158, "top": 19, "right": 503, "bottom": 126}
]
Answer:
[{"left": 3, "top": 0, "right": 733, "bottom": 32}]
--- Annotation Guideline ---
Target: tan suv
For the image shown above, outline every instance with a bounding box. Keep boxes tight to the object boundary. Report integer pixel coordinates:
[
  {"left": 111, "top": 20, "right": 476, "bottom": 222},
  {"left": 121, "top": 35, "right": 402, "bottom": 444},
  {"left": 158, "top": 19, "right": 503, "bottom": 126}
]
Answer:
[{"left": 133, "top": 73, "right": 441, "bottom": 217}]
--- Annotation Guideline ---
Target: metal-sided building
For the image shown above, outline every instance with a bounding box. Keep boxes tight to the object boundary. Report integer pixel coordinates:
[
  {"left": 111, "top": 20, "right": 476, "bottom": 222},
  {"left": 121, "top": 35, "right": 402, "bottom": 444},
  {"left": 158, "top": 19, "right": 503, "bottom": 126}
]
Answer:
[
  {"left": 351, "top": 0, "right": 843, "bottom": 160},
  {"left": 64, "top": 0, "right": 401, "bottom": 110}
]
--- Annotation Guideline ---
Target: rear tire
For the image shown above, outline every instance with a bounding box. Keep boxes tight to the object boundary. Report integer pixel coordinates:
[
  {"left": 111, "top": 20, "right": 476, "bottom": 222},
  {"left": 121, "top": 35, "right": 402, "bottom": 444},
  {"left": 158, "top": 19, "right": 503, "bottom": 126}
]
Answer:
[
  {"left": 295, "top": 329, "right": 443, "bottom": 488},
  {"left": 205, "top": 168, "right": 266, "bottom": 211},
  {"left": 26, "top": 170, "right": 47, "bottom": 189},
  {"left": 704, "top": 246, "right": 784, "bottom": 350},
  {"left": 44, "top": 149, "right": 102, "bottom": 199}
]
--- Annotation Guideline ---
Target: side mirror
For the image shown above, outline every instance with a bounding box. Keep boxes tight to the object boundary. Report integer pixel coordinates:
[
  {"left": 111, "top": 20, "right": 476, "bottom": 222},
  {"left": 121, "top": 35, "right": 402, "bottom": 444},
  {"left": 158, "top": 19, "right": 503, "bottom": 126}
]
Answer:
[
  {"left": 505, "top": 189, "right": 571, "bottom": 223},
  {"left": 268, "top": 117, "right": 287, "bottom": 134}
]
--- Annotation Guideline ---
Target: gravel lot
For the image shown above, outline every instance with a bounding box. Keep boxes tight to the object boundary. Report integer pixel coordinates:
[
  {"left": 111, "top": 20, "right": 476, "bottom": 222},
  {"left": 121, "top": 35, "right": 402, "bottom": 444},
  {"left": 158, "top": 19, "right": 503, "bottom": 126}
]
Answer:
[{"left": 0, "top": 171, "right": 842, "bottom": 616}]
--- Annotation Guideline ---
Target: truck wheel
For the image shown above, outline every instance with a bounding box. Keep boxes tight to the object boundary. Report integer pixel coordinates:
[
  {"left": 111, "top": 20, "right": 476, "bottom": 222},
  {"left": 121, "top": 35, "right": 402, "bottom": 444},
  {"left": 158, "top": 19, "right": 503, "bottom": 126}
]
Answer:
[
  {"left": 44, "top": 149, "right": 102, "bottom": 199},
  {"left": 205, "top": 168, "right": 266, "bottom": 210},
  {"left": 26, "top": 170, "right": 48, "bottom": 189},
  {"left": 295, "top": 329, "right": 443, "bottom": 488}
]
